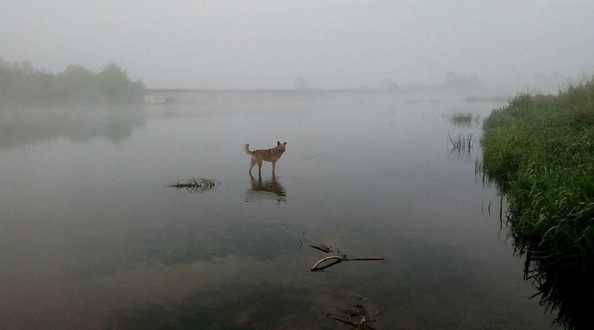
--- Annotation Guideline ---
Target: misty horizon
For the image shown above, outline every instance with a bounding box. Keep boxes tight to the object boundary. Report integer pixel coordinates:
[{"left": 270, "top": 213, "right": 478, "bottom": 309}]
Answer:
[
  {"left": 2, "top": 2, "right": 594, "bottom": 328},
  {"left": 2, "top": 0, "right": 594, "bottom": 93}
]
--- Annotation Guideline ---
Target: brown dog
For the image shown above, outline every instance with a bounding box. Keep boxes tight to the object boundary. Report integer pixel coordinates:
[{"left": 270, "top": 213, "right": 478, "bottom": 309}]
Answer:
[{"left": 244, "top": 141, "right": 287, "bottom": 175}]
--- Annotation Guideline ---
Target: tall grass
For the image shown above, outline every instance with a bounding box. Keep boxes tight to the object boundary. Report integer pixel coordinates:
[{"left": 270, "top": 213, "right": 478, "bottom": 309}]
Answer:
[{"left": 481, "top": 77, "right": 594, "bottom": 329}]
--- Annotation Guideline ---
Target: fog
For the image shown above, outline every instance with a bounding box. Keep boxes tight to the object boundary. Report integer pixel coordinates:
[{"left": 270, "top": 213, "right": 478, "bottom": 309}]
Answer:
[
  {"left": 4, "top": 2, "right": 594, "bottom": 329},
  {"left": 2, "top": 0, "right": 594, "bottom": 92}
]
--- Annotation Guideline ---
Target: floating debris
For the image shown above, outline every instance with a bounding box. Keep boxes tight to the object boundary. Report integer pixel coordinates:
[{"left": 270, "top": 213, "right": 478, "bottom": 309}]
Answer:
[
  {"left": 167, "top": 178, "right": 220, "bottom": 193},
  {"left": 338, "top": 308, "right": 367, "bottom": 318},
  {"left": 325, "top": 302, "right": 379, "bottom": 330},
  {"left": 309, "top": 255, "right": 384, "bottom": 272},
  {"left": 326, "top": 315, "right": 376, "bottom": 330}
]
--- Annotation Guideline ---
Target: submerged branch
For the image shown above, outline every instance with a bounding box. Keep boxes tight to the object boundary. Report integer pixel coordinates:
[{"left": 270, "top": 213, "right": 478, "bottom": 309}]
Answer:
[{"left": 326, "top": 314, "right": 377, "bottom": 330}]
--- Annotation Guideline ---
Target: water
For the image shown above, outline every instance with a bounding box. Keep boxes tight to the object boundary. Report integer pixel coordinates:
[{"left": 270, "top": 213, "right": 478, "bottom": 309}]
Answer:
[{"left": 0, "top": 92, "right": 557, "bottom": 329}]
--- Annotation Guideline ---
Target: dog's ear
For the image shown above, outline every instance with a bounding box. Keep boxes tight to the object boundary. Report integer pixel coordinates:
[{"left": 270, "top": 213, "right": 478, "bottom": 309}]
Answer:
[
  {"left": 283, "top": 142, "right": 287, "bottom": 146},
  {"left": 277, "top": 141, "right": 281, "bottom": 146}
]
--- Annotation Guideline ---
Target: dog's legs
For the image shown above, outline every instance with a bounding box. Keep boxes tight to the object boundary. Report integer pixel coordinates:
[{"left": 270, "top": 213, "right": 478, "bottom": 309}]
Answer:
[
  {"left": 249, "top": 158, "right": 256, "bottom": 174},
  {"left": 272, "top": 161, "right": 276, "bottom": 175},
  {"left": 257, "top": 159, "right": 263, "bottom": 175}
]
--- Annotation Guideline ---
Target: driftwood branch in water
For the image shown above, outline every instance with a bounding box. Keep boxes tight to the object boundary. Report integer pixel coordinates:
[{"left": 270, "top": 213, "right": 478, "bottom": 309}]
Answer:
[
  {"left": 309, "top": 255, "right": 384, "bottom": 272},
  {"left": 167, "top": 178, "right": 219, "bottom": 192}
]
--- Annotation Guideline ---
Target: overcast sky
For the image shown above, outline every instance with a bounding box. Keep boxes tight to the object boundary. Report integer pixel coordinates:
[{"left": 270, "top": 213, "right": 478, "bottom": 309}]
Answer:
[{"left": 2, "top": 0, "right": 594, "bottom": 90}]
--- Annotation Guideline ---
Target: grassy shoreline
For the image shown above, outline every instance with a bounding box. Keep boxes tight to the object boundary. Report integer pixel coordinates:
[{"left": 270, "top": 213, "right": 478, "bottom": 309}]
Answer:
[{"left": 481, "top": 78, "right": 594, "bottom": 328}]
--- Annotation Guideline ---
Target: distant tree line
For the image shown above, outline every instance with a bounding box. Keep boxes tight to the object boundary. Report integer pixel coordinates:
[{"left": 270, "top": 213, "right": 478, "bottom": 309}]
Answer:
[{"left": 0, "top": 58, "right": 145, "bottom": 107}]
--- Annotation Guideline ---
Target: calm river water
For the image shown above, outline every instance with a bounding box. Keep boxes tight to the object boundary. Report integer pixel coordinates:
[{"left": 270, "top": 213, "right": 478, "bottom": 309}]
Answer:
[{"left": 0, "top": 92, "right": 558, "bottom": 329}]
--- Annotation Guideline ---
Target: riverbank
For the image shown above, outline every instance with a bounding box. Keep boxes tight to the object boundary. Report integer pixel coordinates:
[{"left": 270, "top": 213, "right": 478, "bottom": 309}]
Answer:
[{"left": 481, "top": 78, "right": 594, "bottom": 329}]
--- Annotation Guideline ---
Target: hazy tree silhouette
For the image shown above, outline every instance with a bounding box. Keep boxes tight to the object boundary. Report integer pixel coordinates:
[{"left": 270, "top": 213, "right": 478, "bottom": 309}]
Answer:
[{"left": 0, "top": 59, "right": 145, "bottom": 107}]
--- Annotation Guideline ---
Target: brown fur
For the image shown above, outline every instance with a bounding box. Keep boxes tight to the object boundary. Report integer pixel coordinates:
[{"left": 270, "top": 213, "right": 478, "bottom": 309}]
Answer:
[{"left": 244, "top": 141, "right": 287, "bottom": 175}]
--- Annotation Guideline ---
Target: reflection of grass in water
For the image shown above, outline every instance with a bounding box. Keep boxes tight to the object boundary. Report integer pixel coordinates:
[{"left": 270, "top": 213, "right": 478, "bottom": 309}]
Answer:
[
  {"left": 448, "top": 132, "right": 474, "bottom": 153},
  {"left": 449, "top": 113, "right": 481, "bottom": 127}
]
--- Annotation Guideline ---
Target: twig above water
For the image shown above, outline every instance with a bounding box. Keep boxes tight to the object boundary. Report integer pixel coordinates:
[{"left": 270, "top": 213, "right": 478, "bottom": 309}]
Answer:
[{"left": 309, "top": 255, "right": 384, "bottom": 272}]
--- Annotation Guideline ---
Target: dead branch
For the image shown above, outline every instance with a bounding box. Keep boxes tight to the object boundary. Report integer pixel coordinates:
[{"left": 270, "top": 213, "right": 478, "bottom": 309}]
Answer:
[
  {"left": 308, "top": 244, "right": 333, "bottom": 253},
  {"left": 309, "top": 255, "right": 384, "bottom": 272},
  {"left": 309, "top": 256, "right": 346, "bottom": 271}
]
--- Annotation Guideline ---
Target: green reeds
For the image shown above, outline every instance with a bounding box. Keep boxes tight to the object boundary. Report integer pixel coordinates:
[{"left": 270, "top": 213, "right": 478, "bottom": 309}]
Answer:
[
  {"left": 482, "top": 80, "right": 594, "bottom": 265},
  {"left": 449, "top": 113, "right": 481, "bottom": 127},
  {"left": 481, "top": 77, "right": 594, "bottom": 328}
]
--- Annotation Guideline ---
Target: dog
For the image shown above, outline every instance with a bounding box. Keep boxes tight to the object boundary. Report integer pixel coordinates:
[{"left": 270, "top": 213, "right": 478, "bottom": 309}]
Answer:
[{"left": 244, "top": 141, "right": 287, "bottom": 175}]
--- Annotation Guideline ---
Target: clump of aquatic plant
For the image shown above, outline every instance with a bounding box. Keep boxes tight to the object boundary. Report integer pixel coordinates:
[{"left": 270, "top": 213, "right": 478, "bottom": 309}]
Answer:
[
  {"left": 449, "top": 113, "right": 480, "bottom": 126},
  {"left": 481, "top": 77, "right": 594, "bottom": 328},
  {"left": 167, "top": 178, "right": 220, "bottom": 193}
]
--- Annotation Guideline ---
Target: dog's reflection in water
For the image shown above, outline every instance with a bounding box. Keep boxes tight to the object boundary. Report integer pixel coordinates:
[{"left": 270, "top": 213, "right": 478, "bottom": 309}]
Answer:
[{"left": 246, "top": 173, "right": 287, "bottom": 202}]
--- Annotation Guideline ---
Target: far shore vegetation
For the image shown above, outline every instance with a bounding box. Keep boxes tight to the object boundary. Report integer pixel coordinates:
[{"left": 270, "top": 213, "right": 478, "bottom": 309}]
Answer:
[
  {"left": 0, "top": 58, "right": 145, "bottom": 107},
  {"left": 481, "top": 77, "right": 594, "bottom": 329}
]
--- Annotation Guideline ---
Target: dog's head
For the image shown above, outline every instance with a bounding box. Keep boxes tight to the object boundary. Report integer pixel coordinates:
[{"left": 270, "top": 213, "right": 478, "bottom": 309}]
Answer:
[{"left": 276, "top": 141, "right": 287, "bottom": 152}]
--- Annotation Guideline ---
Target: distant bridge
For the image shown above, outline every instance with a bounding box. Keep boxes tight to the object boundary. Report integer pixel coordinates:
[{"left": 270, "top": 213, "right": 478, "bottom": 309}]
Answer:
[
  {"left": 143, "top": 88, "right": 392, "bottom": 105},
  {"left": 143, "top": 89, "right": 202, "bottom": 104}
]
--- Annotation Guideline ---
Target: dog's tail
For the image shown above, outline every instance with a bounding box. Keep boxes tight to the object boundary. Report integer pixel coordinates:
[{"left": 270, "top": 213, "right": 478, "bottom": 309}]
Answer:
[{"left": 244, "top": 144, "right": 254, "bottom": 155}]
